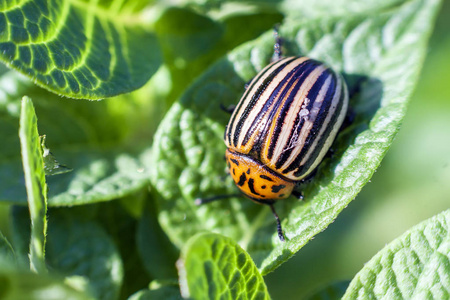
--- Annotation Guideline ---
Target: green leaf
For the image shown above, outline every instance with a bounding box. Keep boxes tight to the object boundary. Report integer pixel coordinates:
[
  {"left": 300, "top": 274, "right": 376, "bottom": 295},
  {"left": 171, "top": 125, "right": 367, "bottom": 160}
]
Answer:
[
  {"left": 46, "top": 211, "right": 124, "bottom": 300},
  {"left": 279, "top": 0, "right": 408, "bottom": 17},
  {"left": 19, "top": 96, "right": 47, "bottom": 273},
  {"left": 0, "top": 70, "right": 152, "bottom": 205},
  {"left": 44, "top": 148, "right": 150, "bottom": 205},
  {"left": 137, "top": 197, "right": 179, "bottom": 280},
  {"left": 150, "top": 0, "right": 442, "bottom": 274},
  {"left": 0, "top": 0, "right": 161, "bottom": 99},
  {"left": 4, "top": 149, "right": 151, "bottom": 206},
  {"left": 0, "top": 263, "right": 94, "bottom": 300},
  {"left": 93, "top": 198, "right": 151, "bottom": 299},
  {"left": 343, "top": 210, "right": 450, "bottom": 299},
  {"left": 178, "top": 232, "right": 270, "bottom": 300}
]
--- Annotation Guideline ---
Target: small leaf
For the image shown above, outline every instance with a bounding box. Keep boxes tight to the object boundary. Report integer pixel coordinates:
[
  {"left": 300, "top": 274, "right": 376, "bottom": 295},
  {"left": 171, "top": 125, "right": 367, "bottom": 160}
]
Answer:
[
  {"left": 46, "top": 212, "right": 124, "bottom": 300},
  {"left": 343, "top": 209, "right": 450, "bottom": 299},
  {"left": 178, "top": 232, "right": 270, "bottom": 300},
  {"left": 19, "top": 96, "right": 47, "bottom": 273},
  {"left": 150, "top": 0, "right": 442, "bottom": 274},
  {"left": 41, "top": 135, "right": 72, "bottom": 176},
  {"left": 0, "top": 1, "right": 161, "bottom": 99}
]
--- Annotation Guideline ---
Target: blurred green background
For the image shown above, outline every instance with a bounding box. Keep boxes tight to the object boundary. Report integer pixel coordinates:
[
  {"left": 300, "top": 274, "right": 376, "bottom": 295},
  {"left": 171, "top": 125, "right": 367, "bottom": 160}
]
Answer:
[
  {"left": 0, "top": 1, "right": 448, "bottom": 299},
  {"left": 266, "top": 1, "right": 450, "bottom": 298}
]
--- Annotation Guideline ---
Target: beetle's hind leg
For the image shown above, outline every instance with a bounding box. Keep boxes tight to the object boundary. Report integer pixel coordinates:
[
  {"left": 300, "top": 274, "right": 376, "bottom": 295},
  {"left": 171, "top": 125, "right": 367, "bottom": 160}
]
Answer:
[
  {"left": 269, "top": 203, "right": 285, "bottom": 242},
  {"left": 291, "top": 170, "right": 317, "bottom": 201},
  {"left": 299, "top": 168, "right": 318, "bottom": 185},
  {"left": 292, "top": 190, "right": 304, "bottom": 200}
]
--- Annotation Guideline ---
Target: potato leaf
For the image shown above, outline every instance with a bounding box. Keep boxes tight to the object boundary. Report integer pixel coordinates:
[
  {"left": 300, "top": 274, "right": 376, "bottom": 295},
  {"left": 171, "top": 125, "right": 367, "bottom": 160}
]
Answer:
[
  {"left": 343, "top": 210, "right": 450, "bottom": 299},
  {"left": 150, "top": 0, "right": 442, "bottom": 274},
  {"left": 19, "top": 96, "right": 47, "bottom": 273},
  {"left": 0, "top": 1, "right": 161, "bottom": 99},
  {"left": 178, "top": 232, "right": 270, "bottom": 300}
]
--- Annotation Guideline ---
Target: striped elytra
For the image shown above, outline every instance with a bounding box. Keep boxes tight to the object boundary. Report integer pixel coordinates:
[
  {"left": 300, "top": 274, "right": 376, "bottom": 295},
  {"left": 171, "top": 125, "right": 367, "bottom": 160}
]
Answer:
[{"left": 225, "top": 56, "right": 348, "bottom": 202}]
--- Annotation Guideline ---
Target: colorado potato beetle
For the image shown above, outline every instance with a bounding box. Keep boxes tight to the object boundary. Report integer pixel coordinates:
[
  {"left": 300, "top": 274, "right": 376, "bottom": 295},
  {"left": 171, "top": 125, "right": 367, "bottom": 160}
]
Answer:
[{"left": 198, "top": 34, "right": 349, "bottom": 242}]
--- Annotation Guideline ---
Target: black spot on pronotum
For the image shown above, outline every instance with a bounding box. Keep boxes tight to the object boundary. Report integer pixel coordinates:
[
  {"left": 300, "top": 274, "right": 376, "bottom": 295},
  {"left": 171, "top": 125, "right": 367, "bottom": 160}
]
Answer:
[
  {"left": 271, "top": 184, "right": 286, "bottom": 193},
  {"left": 261, "top": 185, "right": 266, "bottom": 189},
  {"left": 230, "top": 158, "right": 240, "bottom": 166},
  {"left": 248, "top": 179, "right": 260, "bottom": 195},
  {"left": 260, "top": 175, "right": 274, "bottom": 181},
  {"left": 278, "top": 194, "right": 285, "bottom": 198},
  {"left": 237, "top": 172, "right": 247, "bottom": 186},
  {"left": 246, "top": 168, "right": 250, "bottom": 174},
  {"left": 232, "top": 168, "right": 236, "bottom": 175}
]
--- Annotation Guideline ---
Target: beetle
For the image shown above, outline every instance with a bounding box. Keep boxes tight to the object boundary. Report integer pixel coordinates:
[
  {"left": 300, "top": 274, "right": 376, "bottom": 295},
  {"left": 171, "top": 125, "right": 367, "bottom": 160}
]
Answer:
[{"left": 198, "top": 34, "right": 349, "bottom": 242}]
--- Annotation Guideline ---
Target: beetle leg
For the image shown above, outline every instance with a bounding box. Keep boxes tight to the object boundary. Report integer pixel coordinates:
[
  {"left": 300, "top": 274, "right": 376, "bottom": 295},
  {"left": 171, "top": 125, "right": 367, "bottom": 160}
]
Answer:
[
  {"left": 299, "top": 168, "right": 318, "bottom": 184},
  {"left": 292, "top": 190, "right": 304, "bottom": 200},
  {"left": 269, "top": 204, "right": 285, "bottom": 242}
]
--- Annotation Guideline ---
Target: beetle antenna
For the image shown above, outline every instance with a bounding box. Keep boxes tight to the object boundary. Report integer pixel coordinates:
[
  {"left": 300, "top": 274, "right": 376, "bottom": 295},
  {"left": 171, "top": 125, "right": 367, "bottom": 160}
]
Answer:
[
  {"left": 195, "top": 194, "right": 242, "bottom": 205},
  {"left": 269, "top": 204, "right": 285, "bottom": 242}
]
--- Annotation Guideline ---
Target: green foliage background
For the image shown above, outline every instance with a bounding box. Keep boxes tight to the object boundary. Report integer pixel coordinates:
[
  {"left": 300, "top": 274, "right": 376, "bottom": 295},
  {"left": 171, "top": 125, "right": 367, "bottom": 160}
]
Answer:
[{"left": 0, "top": 0, "right": 448, "bottom": 299}]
